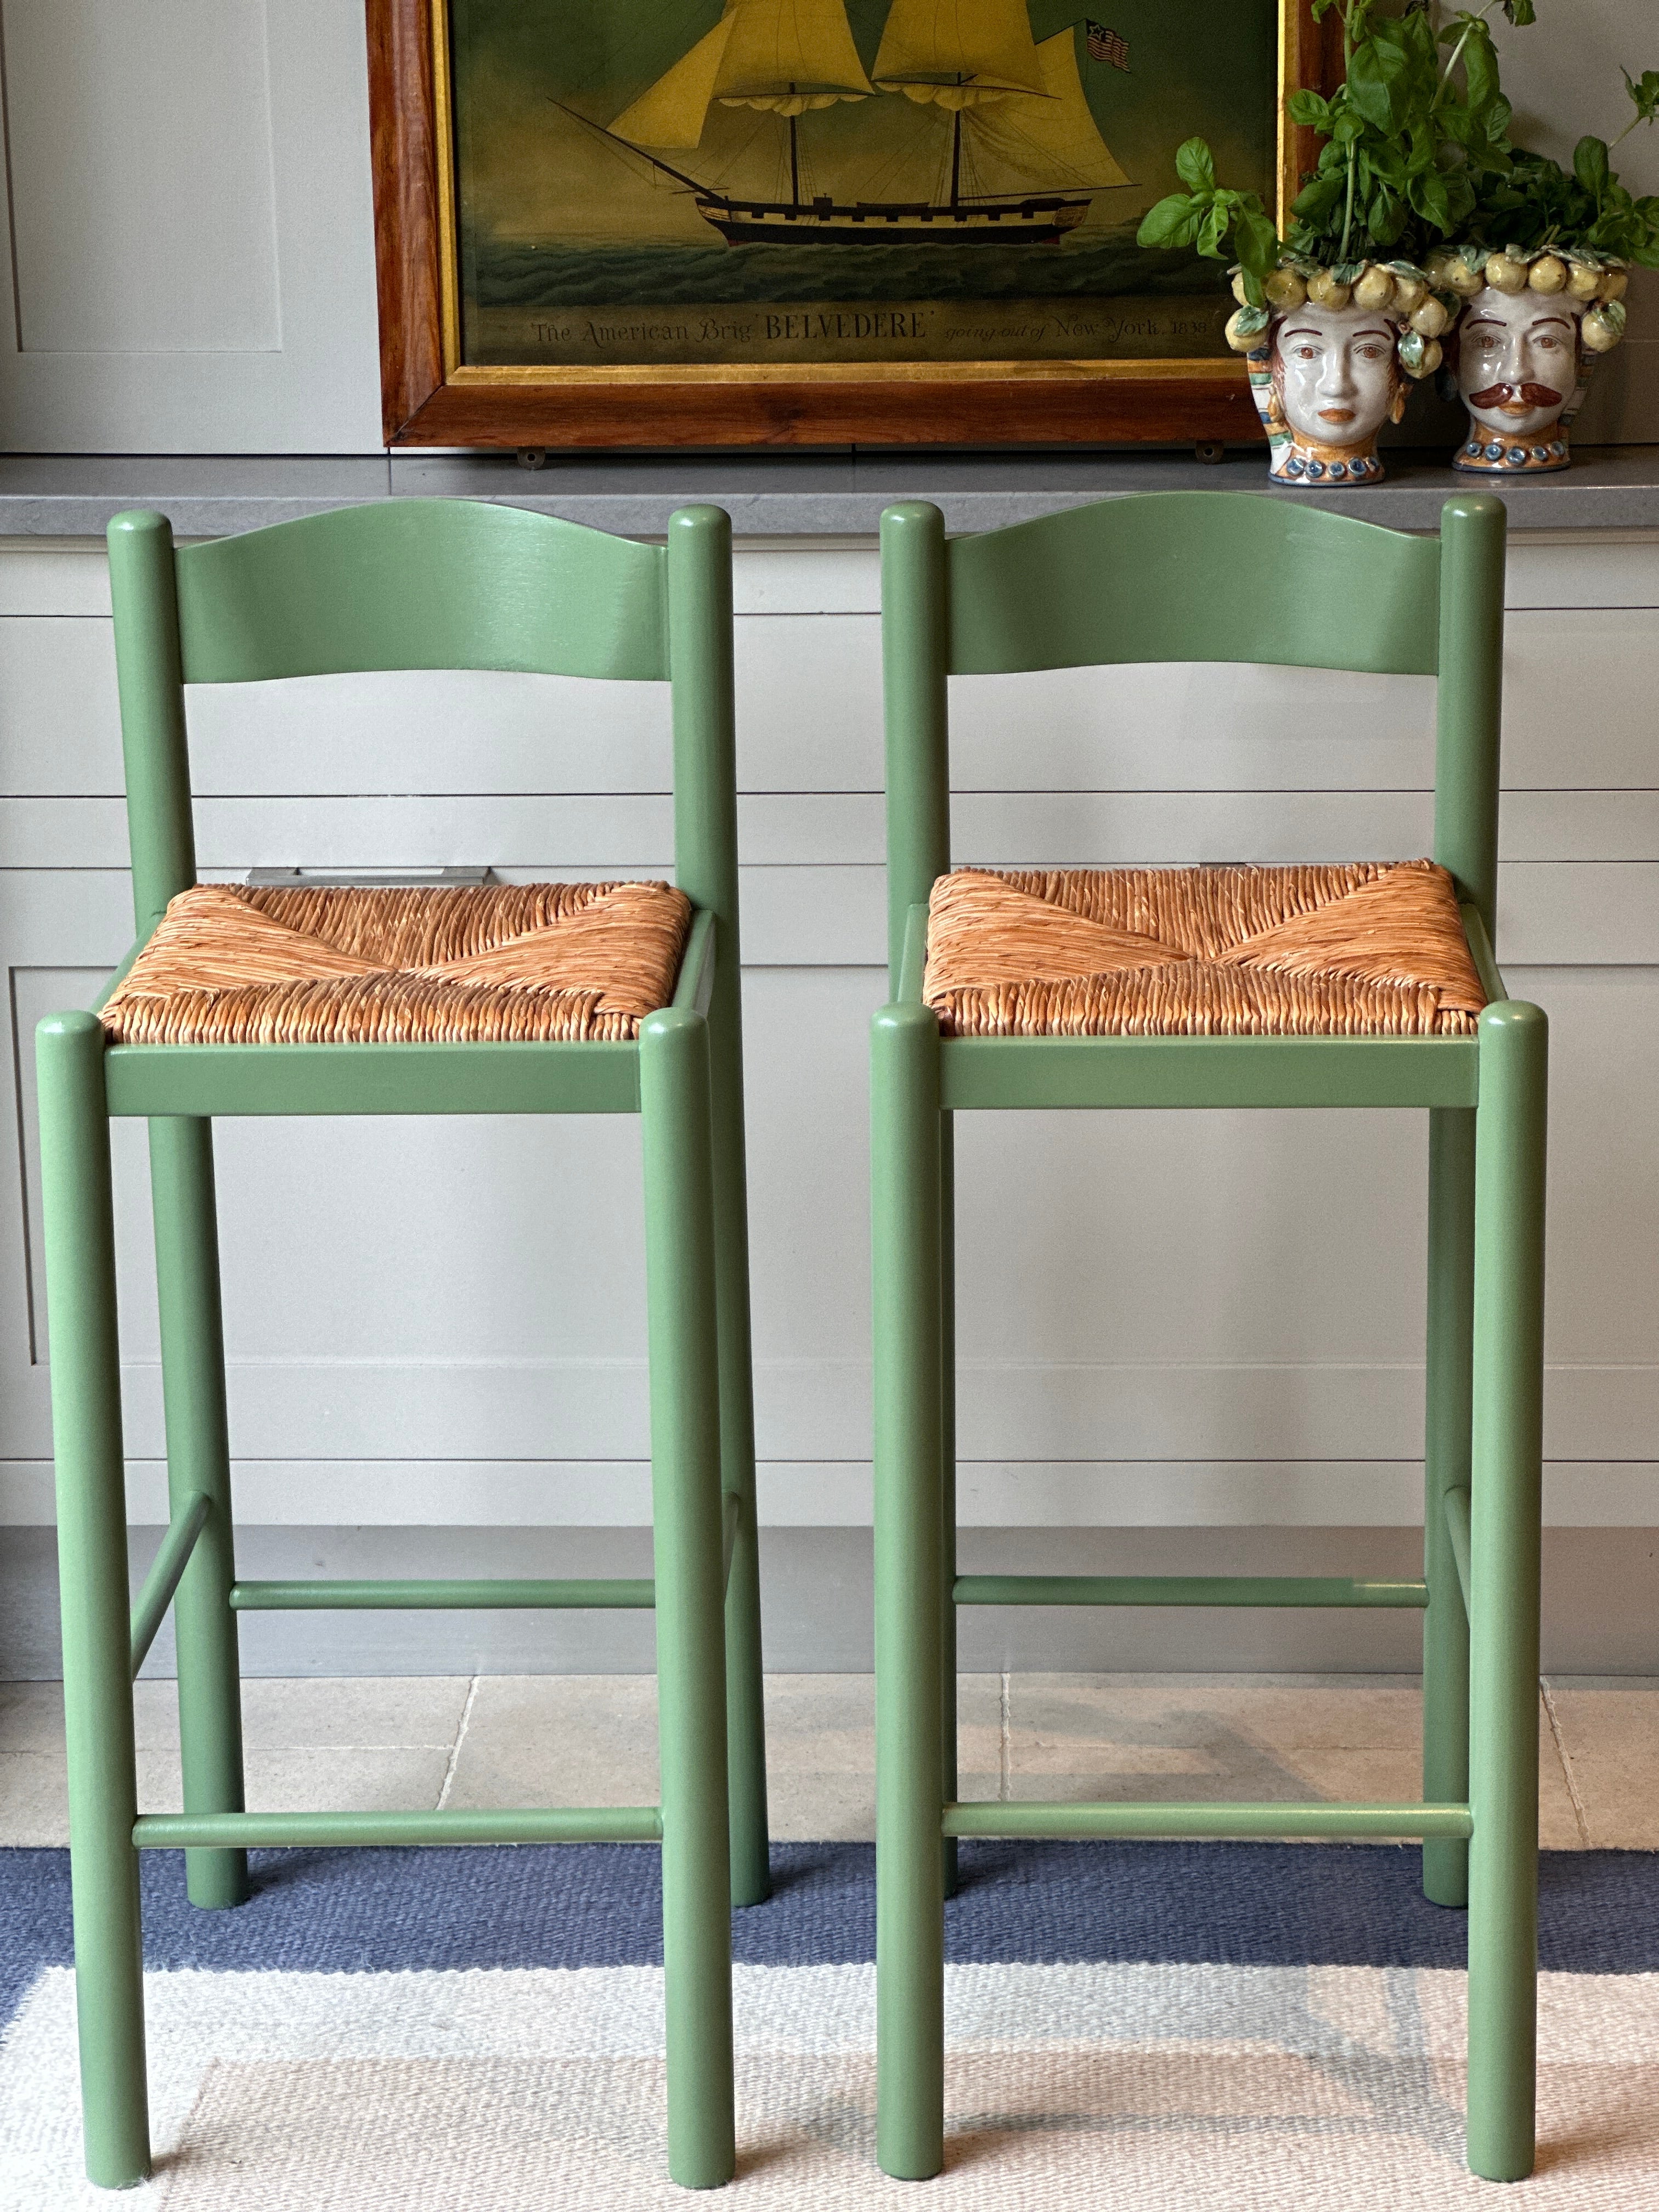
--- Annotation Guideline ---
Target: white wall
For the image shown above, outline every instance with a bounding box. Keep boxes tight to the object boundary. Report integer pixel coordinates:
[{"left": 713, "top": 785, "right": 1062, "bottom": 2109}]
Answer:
[
  {"left": 0, "top": 2, "right": 1652, "bottom": 454},
  {"left": 0, "top": 1, "right": 382, "bottom": 452}
]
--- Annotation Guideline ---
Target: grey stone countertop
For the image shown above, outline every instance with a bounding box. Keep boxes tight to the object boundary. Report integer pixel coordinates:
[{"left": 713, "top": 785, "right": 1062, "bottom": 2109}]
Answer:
[{"left": 3, "top": 445, "right": 1658, "bottom": 539}]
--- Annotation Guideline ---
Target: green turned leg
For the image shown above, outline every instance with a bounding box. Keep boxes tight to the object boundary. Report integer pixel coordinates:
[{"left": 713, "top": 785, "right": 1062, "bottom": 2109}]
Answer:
[
  {"left": 706, "top": 974, "right": 770, "bottom": 1908},
  {"left": 1423, "top": 1108, "right": 1475, "bottom": 1908},
  {"left": 149, "top": 1116, "right": 248, "bottom": 1910},
  {"left": 940, "top": 1114, "right": 959, "bottom": 1902},
  {"left": 37, "top": 1013, "right": 151, "bottom": 2187},
  {"left": 1467, "top": 1003, "right": 1547, "bottom": 2183},
  {"left": 640, "top": 1008, "right": 736, "bottom": 2190},
  {"left": 872, "top": 1005, "right": 946, "bottom": 2182}
]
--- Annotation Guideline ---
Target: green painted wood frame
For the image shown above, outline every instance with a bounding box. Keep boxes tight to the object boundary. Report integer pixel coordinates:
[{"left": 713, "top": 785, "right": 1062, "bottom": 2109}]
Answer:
[
  {"left": 871, "top": 490, "right": 1547, "bottom": 2185},
  {"left": 38, "top": 497, "right": 772, "bottom": 2192}
]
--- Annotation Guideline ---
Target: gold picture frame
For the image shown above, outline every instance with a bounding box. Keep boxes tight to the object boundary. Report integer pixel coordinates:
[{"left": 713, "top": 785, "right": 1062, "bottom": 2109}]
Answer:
[{"left": 370, "top": 0, "right": 1333, "bottom": 449}]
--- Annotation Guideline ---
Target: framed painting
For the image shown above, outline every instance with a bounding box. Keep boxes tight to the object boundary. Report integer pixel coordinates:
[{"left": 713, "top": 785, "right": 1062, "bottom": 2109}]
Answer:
[{"left": 369, "top": 1, "right": 1336, "bottom": 449}]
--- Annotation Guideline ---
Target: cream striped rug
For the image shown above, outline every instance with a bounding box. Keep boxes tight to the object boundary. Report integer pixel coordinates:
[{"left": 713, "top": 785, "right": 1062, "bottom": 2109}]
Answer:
[{"left": 2, "top": 1844, "right": 1655, "bottom": 2208}]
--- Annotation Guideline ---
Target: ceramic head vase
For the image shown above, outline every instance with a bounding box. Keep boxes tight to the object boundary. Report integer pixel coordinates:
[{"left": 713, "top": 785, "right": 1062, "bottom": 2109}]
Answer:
[
  {"left": 1232, "top": 263, "right": 1446, "bottom": 488},
  {"left": 1251, "top": 302, "right": 1406, "bottom": 484},
  {"left": 1434, "top": 247, "right": 1630, "bottom": 476}
]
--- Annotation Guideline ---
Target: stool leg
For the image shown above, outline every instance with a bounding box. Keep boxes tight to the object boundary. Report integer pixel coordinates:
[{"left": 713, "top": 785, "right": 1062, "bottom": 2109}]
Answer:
[
  {"left": 641, "top": 1008, "right": 735, "bottom": 2190},
  {"left": 940, "top": 1114, "right": 959, "bottom": 1901},
  {"left": 38, "top": 1012, "right": 151, "bottom": 2187},
  {"left": 873, "top": 1006, "right": 945, "bottom": 2181},
  {"left": 707, "top": 981, "right": 770, "bottom": 1908},
  {"left": 1423, "top": 1107, "right": 1474, "bottom": 1908},
  {"left": 149, "top": 1116, "right": 247, "bottom": 1910},
  {"left": 1466, "top": 1003, "right": 1547, "bottom": 2183}
]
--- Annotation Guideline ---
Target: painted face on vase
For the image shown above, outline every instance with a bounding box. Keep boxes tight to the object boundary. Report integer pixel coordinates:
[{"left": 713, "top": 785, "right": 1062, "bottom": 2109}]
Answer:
[
  {"left": 1260, "top": 304, "right": 1404, "bottom": 485},
  {"left": 1454, "top": 286, "right": 1582, "bottom": 473}
]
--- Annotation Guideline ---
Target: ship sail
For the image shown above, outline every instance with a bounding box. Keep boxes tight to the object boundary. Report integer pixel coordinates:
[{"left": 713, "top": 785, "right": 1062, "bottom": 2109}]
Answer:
[
  {"left": 872, "top": 0, "right": 1048, "bottom": 106},
  {"left": 716, "top": 0, "right": 874, "bottom": 112},
  {"left": 611, "top": 0, "right": 871, "bottom": 149},
  {"left": 608, "top": 16, "right": 739, "bottom": 149},
  {"left": 960, "top": 29, "right": 1129, "bottom": 193}
]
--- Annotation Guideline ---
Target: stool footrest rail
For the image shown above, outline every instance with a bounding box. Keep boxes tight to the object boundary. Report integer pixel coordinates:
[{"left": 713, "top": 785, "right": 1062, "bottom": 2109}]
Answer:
[
  {"left": 942, "top": 1800, "right": 1474, "bottom": 1841},
  {"left": 228, "top": 1577, "right": 655, "bottom": 1611},
  {"left": 952, "top": 1574, "right": 1430, "bottom": 1609},
  {"left": 133, "top": 1805, "right": 664, "bottom": 1849}
]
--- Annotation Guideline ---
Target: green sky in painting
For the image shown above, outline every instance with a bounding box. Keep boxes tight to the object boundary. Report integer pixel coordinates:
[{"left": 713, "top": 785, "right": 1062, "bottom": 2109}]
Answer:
[{"left": 449, "top": 1, "right": 1277, "bottom": 246}]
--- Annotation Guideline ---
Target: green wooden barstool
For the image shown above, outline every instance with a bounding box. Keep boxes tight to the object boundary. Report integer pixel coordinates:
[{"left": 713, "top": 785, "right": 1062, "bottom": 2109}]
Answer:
[
  {"left": 40, "top": 498, "right": 769, "bottom": 2192},
  {"left": 871, "top": 491, "right": 1545, "bottom": 2185}
]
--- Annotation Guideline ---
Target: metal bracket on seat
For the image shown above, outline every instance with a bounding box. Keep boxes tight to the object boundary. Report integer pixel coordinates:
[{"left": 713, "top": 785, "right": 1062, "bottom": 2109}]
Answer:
[{"left": 245, "top": 866, "right": 496, "bottom": 889}]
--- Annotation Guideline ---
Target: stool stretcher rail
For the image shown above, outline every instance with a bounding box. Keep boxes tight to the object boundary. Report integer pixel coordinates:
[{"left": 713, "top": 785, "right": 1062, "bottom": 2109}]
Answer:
[
  {"left": 721, "top": 1494, "right": 741, "bottom": 1592},
  {"left": 952, "top": 1573, "right": 1430, "bottom": 1609},
  {"left": 228, "top": 1577, "right": 656, "bottom": 1611},
  {"left": 943, "top": 1799, "right": 1475, "bottom": 1841},
  {"left": 128, "top": 1492, "right": 211, "bottom": 1678},
  {"left": 1443, "top": 1487, "right": 1473, "bottom": 1614},
  {"left": 133, "top": 1805, "right": 664, "bottom": 1849}
]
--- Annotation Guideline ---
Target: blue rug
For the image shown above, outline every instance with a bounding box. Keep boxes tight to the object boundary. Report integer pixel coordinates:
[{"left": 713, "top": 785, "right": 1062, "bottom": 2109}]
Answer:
[{"left": 4, "top": 1846, "right": 1657, "bottom": 2207}]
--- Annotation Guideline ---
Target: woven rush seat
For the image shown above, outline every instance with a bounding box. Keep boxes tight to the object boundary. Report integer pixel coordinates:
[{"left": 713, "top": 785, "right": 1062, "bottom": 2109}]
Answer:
[
  {"left": 101, "top": 879, "right": 692, "bottom": 1046},
  {"left": 924, "top": 860, "right": 1486, "bottom": 1039}
]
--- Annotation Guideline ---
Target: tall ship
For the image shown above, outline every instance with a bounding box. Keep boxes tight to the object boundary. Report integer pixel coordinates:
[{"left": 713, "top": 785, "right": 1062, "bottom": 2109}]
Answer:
[{"left": 580, "top": 1, "right": 1131, "bottom": 249}]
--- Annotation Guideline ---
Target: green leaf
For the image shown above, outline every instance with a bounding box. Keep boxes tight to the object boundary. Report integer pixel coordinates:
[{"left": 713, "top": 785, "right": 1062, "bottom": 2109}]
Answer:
[
  {"left": 1292, "top": 172, "right": 1347, "bottom": 227},
  {"left": 1286, "top": 89, "right": 1333, "bottom": 131},
  {"left": 1371, "top": 189, "right": 1408, "bottom": 245},
  {"left": 1234, "top": 202, "right": 1280, "bottom": 281},
  {"left": 1197, "top": 200, "right": 1227, "bottom": 257},
  {"left": 1135, "top": 194, "right": 1204, "bottom": 251},
  {"left": 1575, "top": 136, "right": 1612, "bottom": 200},
  {"left": 1348, "top": 38, "right": 1412, "bottom": 135},
  {"left": 1500, "top": 0, "right": 1536, "bottom": 23},
  {"left": 1232, "top": 303, "right": 1271, "bottom": 338},
  {"left": 1175, "top": 137, "right": 1216, "bottom": 194},
  {"left": 1407, "top": 166, "right": 1453, "bottom": 232},
  {"left": 1462, "top": 23, "right": 1501, "bottom": 115},
  {"left": 1624, "top": 68, "right": 1659, "bottom": 128}
]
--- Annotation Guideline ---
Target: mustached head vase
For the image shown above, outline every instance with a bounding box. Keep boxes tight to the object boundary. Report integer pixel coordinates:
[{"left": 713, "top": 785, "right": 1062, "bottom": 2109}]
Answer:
[
  {"left": 1227, "top": 261, "right": 1449, "bottom": 487},
  {"left": 1425, "top": 242, "right": 1630, "bottom": 475}
]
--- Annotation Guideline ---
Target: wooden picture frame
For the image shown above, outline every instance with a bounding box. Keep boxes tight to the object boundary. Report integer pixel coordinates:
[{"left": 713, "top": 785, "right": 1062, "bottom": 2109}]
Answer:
[{"left": 368, "top": 1, "right": 1336, "bottom": 450}]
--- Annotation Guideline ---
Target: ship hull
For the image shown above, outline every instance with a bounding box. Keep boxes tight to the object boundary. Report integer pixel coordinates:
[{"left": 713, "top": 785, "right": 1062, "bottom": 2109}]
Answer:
[{"left": 697, "top": 196, "right": 1090, "bottom": 247}]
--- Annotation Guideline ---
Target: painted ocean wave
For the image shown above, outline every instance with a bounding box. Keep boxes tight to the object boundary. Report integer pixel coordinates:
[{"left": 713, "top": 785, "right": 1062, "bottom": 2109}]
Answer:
[{"left": 466, "top": 232, "right": 1226, "bottom": 313}]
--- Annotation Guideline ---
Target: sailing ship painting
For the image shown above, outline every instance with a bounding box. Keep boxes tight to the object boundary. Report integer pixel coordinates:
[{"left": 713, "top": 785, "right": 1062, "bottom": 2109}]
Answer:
[
  {"left": 445, "top": 0, "right": 1278, "bottom": 370},
  {"left": 594, "top": 0, "right": 1131, "bottom": 249}
]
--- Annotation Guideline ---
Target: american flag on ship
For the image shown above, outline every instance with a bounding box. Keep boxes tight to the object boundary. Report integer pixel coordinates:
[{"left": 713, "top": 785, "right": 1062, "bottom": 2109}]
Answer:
[{"left": 1086, "top": 20, "right": 1131, "bottom": 70}]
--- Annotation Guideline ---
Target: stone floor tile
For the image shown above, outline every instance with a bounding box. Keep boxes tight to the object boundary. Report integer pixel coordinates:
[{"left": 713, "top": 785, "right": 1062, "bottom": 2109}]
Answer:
[
  {"left": 0, "top": 1751, "right": 69, "bottom": 1846},
  {"left": 1543, "top": 1683, "right": 1659, "bottom": 1849},
  {"left": 235, "top": 1675, "right": 471, "bottom": 1751},
  {"left": 1555, "top": 1757, "right": 1659, "bottom": 1850},
  {"left": 134, "top": 1745, "right": 453, "bottom": 1820},
  {"left": 0, "top": 1680, "right": 65, "bottom": 1754},
  {"left": 766, "top": 1771, "right": 873, "bottom": 1843},
  {"left": 443, "top": 1675, "right": 658, "bottom": 1809}
]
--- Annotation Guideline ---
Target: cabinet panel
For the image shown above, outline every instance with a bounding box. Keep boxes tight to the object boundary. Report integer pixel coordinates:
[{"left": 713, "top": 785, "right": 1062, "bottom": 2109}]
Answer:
[
  {"left": 0, "top": 1, "right": 380, "bottom": 450},
  {"left": 3, "top": 1, "right": 280, "bottom": 356}
]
